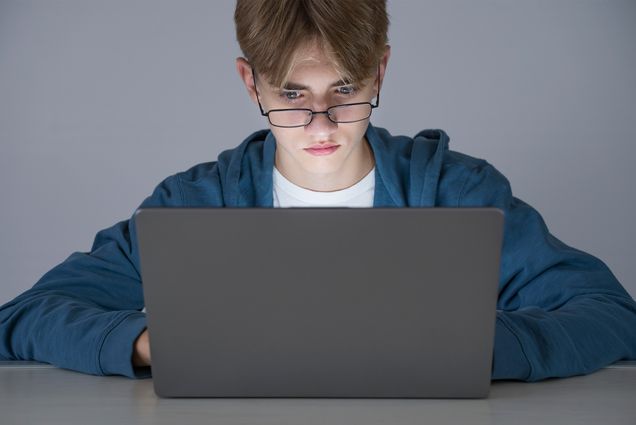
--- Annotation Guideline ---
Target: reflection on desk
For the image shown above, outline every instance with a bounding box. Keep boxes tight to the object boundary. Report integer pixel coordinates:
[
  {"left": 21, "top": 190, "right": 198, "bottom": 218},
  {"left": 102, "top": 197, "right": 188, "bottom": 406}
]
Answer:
[{"left": 1, "top": 361, "right": 635, "bottom": 425}]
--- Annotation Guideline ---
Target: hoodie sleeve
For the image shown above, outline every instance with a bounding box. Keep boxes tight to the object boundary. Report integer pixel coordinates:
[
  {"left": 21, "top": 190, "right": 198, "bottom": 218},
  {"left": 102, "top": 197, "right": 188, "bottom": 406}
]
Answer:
[
  {"left": 459, "top": 161, "right": 636, "bottom": 381},
  {"left": 0, "top": 174, "right": 184, "bottom": 378}
]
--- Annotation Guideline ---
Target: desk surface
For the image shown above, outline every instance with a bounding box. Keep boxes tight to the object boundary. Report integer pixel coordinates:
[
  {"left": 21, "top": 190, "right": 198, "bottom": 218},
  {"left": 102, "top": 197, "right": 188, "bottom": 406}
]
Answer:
[{"left": 1, "top": 362, "right": 635, "bottom": 425}]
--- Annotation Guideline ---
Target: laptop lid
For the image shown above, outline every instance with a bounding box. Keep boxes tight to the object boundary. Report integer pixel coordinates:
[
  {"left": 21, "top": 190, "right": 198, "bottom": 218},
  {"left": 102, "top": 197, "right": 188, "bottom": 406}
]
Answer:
[{"left": 135, "top": 208, "right": 504, "bottom": 398}]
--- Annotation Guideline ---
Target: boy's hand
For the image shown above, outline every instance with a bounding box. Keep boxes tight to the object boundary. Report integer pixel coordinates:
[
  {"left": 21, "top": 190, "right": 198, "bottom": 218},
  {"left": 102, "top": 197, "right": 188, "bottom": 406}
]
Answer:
[{"left": 132, "top": 329, "right": 151, "bottom": 367}]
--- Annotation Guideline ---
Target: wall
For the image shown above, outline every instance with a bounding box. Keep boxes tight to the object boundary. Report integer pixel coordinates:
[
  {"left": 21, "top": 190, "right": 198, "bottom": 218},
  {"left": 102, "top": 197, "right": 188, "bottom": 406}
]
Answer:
[{"left": 1, "top": 0, "right": 634, "bottom": 302}]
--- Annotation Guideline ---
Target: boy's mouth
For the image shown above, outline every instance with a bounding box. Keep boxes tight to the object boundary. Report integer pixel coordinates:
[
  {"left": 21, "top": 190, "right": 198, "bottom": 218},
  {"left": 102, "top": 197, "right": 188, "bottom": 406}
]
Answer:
[{"left": 304, "top": 143, "right": 340, "bottom": 156}]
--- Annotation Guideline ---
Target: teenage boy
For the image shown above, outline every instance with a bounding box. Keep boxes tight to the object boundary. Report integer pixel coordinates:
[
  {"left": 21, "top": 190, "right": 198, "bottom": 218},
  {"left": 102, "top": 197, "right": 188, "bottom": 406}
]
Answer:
[{"left": 1, "top": 0, "right": 635, "bottom": 381}]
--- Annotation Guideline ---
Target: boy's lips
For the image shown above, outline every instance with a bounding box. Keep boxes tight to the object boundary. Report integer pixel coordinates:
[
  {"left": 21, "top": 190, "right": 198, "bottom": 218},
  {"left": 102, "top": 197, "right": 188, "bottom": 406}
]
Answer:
[
  {"left": 304, "top": 143, "right": 340, "bottom": 156},
  {"left": 306, "top": 142, "right": 339, "bottom": 149}
]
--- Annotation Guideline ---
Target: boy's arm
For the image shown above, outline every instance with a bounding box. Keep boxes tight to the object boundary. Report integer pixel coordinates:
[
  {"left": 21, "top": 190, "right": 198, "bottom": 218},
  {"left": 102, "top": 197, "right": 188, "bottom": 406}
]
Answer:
[
  {"left": 459, "top": 162, "right": 636, "bottom": 381},
  {"left": 132, "top": 328, "right": 151, "bottom": 367},
  {"left": 0, "top": 174, "right": 183, "bottom": 378}
]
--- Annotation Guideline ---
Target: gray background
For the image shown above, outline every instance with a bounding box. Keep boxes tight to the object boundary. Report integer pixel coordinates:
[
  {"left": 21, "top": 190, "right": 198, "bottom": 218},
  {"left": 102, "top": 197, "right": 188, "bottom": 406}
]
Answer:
[{"left": 1, "top": 0, "right": 635, "bottom": 302}]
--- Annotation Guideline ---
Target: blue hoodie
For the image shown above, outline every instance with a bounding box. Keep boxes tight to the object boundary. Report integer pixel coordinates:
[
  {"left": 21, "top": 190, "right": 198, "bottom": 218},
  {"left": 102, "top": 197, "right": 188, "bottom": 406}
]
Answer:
[{"left": 1, "top": 124, "right": 635, "bottom": 381}]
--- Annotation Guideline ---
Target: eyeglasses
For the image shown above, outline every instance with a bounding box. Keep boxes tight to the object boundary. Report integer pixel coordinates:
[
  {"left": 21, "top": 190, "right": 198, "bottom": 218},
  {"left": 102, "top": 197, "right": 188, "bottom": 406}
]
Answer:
[{"left": 252, "top": 68, "right": 380, "bottom": 128}]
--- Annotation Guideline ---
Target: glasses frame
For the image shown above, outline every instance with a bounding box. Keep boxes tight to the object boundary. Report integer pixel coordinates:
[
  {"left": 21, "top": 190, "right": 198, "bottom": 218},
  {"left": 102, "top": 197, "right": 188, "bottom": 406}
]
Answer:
[{"left": 251, "top": 66, "right": 381, "bottom": 129}]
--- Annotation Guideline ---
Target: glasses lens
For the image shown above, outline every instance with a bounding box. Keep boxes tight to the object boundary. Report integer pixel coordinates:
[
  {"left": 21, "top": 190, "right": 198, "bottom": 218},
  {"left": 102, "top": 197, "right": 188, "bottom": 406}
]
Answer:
[
  {"left": 268, "top": 110, "right": 312, "bottom": 127},
  {"left": 329, "top": 103, "right": 373, "bottom": 123}
]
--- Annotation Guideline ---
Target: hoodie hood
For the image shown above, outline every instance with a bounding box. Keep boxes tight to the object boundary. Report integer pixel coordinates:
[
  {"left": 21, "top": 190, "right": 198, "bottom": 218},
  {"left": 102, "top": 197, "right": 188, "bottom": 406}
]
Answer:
[{"left": 216, "top": 123, "right": 450, "bottom": 208}]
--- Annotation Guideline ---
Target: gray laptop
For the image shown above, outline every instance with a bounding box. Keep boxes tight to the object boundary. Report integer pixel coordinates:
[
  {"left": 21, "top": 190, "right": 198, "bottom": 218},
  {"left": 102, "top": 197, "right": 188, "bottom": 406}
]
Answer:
[{"left": 135, "top": 208, "right": 504, "bottom": 398}]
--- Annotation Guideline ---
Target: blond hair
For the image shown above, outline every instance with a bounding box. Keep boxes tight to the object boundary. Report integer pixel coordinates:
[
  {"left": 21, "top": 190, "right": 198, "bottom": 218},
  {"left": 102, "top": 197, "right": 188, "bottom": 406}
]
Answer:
[{"left": 235, "top": 0, "right": 389, "bottom": 87}]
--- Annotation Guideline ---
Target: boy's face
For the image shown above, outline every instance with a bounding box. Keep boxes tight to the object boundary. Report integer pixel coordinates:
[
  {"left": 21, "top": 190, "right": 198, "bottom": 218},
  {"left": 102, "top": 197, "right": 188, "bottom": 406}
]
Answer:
[{"left": 237, "top": 43, "right": 390, "bottom": 191}]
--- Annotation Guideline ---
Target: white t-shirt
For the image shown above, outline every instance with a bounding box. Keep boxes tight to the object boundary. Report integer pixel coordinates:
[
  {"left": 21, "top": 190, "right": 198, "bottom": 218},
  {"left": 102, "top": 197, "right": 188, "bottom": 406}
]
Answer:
[{"left": 273, "top": 167, "right": 375, "bottom": 208}]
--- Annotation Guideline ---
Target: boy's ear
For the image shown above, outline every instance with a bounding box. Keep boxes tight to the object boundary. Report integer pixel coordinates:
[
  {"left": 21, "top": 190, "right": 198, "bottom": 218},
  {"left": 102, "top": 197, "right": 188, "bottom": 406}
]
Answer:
[
  {"left": 377, "top": 45, "right": 391, "bottom": 93},
  {"left": 236, "top": 57, "right": 259, "bottom": 104}
]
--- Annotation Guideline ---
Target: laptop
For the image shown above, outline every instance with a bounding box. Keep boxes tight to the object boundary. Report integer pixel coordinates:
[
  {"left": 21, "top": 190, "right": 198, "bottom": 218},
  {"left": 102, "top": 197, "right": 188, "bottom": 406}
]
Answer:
[{"left": 134, "top": 207, "right": 504, "bottom": 398}]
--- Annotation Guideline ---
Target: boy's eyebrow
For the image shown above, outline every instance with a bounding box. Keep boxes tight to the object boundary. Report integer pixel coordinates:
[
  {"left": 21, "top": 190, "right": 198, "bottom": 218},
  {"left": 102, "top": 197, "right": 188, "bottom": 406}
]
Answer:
[{"left": 282, "top": 79, "right": 352, "bottom": 90}]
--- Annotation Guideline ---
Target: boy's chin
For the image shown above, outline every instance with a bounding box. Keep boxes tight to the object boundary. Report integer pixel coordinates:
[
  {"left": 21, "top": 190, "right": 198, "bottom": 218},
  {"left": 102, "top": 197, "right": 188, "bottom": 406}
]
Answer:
[{"left": 299, "top": 158, "right": 346, "bottom": 176}]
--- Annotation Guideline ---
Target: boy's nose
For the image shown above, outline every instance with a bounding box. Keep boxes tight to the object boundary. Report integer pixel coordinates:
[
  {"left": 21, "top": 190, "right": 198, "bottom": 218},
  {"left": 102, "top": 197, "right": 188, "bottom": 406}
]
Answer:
[{"left": 305, "top": 109, "right": 338, "bottom": 136}]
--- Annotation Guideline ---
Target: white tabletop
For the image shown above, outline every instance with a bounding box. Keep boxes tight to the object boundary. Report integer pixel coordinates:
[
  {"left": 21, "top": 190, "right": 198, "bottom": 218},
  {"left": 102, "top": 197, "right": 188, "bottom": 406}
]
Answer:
[{"left": 1, "top": 361, "right": 635, "bottom": 425}]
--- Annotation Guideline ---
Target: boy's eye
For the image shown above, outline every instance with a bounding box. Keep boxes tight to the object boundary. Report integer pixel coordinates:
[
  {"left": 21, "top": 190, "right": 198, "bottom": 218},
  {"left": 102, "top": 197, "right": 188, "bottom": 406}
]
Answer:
[
  {"left": 277, "top": 85, "right": 357, "bottom": 103},
  {"left": 337, "top": 85, "right": 357, "bottom": 95},
  {"left": 281, "top": 90, "right": 301, "bottom": 100}
]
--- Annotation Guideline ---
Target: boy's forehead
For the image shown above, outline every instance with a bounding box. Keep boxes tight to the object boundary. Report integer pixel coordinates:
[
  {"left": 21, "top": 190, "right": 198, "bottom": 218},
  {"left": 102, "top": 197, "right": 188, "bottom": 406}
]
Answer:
[
  {"left": 281, "top": 77, "right": 351, "bottom": 91},
  {"left": 260, "top": 41, "right": 351, "bottom": 89},
  {"left": 293, "top": 40, "right": 332, "bottom": 65},
  {"left": 282, "top": 59, "right": 347, "bottom": 89}
]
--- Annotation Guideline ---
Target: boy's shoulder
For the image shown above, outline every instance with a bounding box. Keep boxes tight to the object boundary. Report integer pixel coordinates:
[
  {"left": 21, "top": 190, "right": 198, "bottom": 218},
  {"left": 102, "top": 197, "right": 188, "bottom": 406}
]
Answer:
[
  {"left": 372, "top": 125, "right": 493, "bottom": 175},
  {"left": 174, "top": 160, "right": 219, "bottom": 184},
  {"left": 370, "top": 125, "right": 509, "bottom": 206},
  {"left": 151, "top": 129, "right": 272, "bottom": 207},
  {"left": 176, "top": 129, "right": 271, "bottom": 183}
]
